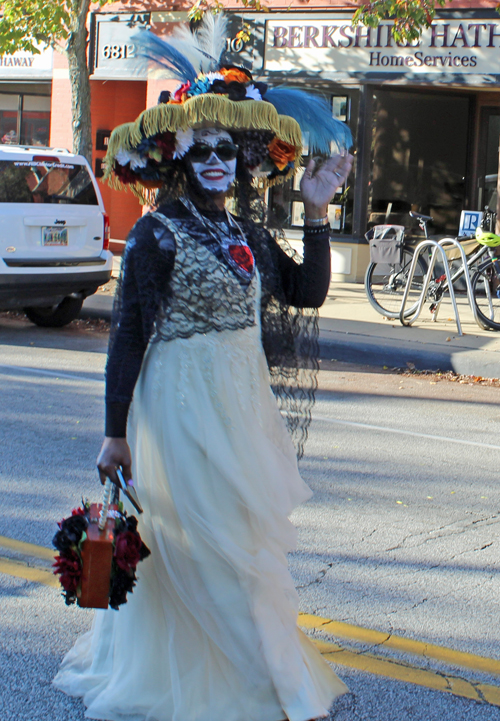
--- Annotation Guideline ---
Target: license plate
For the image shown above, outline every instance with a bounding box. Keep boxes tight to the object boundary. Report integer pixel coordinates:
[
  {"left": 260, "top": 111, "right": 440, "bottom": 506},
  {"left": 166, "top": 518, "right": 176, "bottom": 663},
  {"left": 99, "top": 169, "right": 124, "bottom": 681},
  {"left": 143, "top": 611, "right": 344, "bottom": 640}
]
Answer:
[{"left": 43, "top": 226, "right": 68, "bottom": 246}]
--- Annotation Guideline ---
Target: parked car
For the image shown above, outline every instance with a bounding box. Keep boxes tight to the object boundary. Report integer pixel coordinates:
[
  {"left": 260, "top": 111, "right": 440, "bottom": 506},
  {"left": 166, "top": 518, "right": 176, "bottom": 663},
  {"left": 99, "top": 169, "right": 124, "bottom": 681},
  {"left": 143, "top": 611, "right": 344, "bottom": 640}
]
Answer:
[{"left": 0, "top": 145, "right": 113, "bottom": 327}]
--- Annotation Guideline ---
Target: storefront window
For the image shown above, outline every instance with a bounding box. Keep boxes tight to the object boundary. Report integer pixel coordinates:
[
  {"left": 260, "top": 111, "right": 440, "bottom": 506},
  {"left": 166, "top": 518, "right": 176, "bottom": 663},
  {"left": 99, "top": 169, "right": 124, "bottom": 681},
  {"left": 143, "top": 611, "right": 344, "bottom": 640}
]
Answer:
[
  {"left": 477, "top": 108, "right": 500, "bottom": 212},
  {"left": 0, "top": 95, "right": 19, "bottom": 145},
  {"left": 268, "top": 93, "right": 354, "bottom": 235},
  {"left": 0, "top": 93, "right": 50, "bottom": 147},
  {"left": 21, "top": 95, "right": 51, "bottom": 146},
  {"left": 368, "top": 90, "right": 470, "bottom": 236}
]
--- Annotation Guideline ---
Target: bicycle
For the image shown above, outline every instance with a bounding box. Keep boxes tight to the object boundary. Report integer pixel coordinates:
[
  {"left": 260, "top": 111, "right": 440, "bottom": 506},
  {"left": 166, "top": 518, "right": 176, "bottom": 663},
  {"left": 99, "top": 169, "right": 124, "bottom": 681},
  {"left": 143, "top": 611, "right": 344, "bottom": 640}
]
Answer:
[
  {"left": 364, "top": 210, "right": 500, "bottom": 329},
  {"left": 364, "top": 211, "right": 430, "bottom": 319},
  {"left": 470, "top": 210, "right": 500, "bottom": 331}
]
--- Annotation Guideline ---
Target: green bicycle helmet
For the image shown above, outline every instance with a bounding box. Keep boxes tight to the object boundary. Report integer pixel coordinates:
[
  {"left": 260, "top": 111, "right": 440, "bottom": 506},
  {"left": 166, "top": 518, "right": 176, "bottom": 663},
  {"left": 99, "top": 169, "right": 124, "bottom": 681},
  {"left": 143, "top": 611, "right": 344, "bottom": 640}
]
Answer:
[{"left": 475, "top": 226, "right": 500, "bottom": 246}]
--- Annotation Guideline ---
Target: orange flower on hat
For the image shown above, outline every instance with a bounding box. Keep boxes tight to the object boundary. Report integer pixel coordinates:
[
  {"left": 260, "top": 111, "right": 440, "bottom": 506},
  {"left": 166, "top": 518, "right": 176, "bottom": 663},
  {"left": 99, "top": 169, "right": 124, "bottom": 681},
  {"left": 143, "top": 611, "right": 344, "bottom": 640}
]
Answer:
[
  {"left": 268, "top": 138, "right": 296, "bottom": 171},
  {"left": 220, "top": 67, "right": 250, "bottom": 84}
]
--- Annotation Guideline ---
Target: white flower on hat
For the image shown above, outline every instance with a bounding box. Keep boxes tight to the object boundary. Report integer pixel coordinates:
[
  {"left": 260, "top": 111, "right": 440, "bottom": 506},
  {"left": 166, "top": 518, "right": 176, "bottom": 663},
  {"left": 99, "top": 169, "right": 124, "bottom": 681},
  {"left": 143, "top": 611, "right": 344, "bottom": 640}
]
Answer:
[
  {"left": 174, "top": 128, "right": 195, "bottom": 159},
  {"left": 204, "top": 72, "right": 224, "bottom": 83},
  {"left": 245, "top": 84, "right": 262, "bottom": 101},
  {"left": 115, "top": 148, "right": 148, "bottom": 170}
]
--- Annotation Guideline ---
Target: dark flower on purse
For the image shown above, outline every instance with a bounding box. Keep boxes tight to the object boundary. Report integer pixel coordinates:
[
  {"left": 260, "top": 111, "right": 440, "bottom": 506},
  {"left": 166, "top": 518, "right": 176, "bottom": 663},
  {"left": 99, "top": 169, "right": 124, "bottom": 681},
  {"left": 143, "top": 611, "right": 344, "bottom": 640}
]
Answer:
[
  {"left": 53, "top": 514, "right": 88, "bottom": 553},
  {"left": 53, "top": 550, "right": 82, "bottom": 604},
  {"left": 114, "top": 531, "right": 143, "bottom": 572},
  {"left": 109, "top": 568, "right": 135, "bottom": 610}
]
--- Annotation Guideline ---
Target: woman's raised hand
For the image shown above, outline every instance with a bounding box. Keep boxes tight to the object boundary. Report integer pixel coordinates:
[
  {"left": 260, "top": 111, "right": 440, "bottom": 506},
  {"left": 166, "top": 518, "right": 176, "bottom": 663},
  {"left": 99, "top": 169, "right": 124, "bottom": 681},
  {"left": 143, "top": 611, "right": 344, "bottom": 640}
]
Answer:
[
  {"left": 96, "top": 437, "right": 132, "bottom": 486},
  {"left": 300, "top": 153, "right": 354, "bottom": 220}
]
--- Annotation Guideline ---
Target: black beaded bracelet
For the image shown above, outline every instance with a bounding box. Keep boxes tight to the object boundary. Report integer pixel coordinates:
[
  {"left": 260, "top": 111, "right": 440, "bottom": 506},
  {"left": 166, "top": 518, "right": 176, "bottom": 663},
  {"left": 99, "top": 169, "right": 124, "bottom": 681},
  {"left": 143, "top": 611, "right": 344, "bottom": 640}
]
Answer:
[{"left": 303, "top": 224, "right": 331, "bottom": 236}]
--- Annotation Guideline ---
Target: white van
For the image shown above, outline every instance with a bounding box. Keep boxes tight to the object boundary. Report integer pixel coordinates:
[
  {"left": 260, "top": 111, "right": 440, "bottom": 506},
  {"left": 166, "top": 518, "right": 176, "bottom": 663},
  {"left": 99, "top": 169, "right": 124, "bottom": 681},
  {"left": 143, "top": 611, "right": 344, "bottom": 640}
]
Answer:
[{"left": 0, "top": 146, "right": 113, "bottom": 326}]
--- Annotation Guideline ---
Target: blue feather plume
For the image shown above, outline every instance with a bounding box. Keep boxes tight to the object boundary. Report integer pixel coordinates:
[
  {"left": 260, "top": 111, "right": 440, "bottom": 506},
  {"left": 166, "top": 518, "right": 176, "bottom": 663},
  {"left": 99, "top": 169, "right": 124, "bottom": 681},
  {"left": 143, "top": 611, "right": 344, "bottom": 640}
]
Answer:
[
  {"left": 265, "top": 87, "right": 352, "bottom": 154},
  {"left": 132, "top": 31, "right": 198, "bottom": 84}
]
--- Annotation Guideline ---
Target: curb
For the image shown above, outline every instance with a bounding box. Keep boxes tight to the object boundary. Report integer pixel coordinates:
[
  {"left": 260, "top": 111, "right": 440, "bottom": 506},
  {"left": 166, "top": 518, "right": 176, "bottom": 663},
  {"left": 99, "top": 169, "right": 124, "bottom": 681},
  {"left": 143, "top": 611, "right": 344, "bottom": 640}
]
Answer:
[
  {"left": 319, "top": 328, "right": 500, "bottom": 377},
  {"left": 80, "top": 294, "right": 113, "bottom": 322},
  {"left": 81, "top": 296, "right": 500, "bottom": 378},
  {"left": 318, "top": 330, "right": 454, "bottom": 371}
]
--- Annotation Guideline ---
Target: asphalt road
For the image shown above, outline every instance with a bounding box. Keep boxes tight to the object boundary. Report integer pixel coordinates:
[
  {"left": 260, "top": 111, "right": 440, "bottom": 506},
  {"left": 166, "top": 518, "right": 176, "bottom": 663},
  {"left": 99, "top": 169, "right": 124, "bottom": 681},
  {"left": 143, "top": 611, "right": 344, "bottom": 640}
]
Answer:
[{"left": 1, "top": 313, "right": 500, "bottom": 720}]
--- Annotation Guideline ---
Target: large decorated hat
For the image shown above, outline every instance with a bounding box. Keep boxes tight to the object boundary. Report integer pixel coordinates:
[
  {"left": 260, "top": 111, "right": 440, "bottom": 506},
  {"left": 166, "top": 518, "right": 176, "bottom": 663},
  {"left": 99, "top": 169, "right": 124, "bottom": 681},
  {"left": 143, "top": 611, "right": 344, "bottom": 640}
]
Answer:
[{"left": 103, "top": 14, "right": 352, "bottom": 203}]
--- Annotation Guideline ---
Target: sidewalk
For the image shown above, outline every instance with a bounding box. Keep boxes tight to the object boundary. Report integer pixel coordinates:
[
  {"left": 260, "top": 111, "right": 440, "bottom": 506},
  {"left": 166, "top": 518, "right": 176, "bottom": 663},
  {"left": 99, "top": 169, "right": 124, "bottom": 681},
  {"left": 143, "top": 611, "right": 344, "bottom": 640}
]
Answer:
[
  {"left": 81, "top": 262, "right": 500, "bottom": 377},
  {"left": 318, "top": 282, "right": 500, "bottom": 376}
]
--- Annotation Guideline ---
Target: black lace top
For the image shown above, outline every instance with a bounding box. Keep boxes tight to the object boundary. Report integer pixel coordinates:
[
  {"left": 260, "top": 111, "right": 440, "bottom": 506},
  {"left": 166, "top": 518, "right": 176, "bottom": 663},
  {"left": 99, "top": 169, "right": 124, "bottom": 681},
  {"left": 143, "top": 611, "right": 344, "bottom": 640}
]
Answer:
[{"left": 105, "top": 199, "right": 331, "bottom": 440}]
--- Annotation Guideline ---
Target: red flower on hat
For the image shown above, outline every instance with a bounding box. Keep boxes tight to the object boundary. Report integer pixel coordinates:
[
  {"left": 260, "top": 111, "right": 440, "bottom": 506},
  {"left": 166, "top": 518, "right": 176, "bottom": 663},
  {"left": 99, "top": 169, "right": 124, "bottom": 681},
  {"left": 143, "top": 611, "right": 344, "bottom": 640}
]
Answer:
[
  {"left": 156, "top": 132, "right": 176, "bottom": 160},
  {"left": 229, "top": 245, "right": 254, "bottom": 274},
  {"left": 172, "top": 81, "right": 191, "bottom": 103},
  {"left": 114, "top": 162, "right": 139, "bottom": 185}
]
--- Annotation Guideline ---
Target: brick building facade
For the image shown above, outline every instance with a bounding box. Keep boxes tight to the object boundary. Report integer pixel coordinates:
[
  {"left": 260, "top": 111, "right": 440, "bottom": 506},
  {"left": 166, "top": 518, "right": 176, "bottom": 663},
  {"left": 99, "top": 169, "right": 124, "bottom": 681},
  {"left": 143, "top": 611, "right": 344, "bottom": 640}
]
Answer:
[{"left": 4, "top": 0, "right": 499, "bottom": 279}]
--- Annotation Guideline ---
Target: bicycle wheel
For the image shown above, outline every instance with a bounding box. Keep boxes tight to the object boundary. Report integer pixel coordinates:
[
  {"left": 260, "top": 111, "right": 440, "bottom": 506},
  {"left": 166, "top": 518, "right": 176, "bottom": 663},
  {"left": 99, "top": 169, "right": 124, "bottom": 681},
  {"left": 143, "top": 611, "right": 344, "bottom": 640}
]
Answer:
[
  {"left": 364, "top": 247, "right": 427, "bottom": 319},
  {"left": 471, "top": 259, "right": 500, "bottom": 331}
]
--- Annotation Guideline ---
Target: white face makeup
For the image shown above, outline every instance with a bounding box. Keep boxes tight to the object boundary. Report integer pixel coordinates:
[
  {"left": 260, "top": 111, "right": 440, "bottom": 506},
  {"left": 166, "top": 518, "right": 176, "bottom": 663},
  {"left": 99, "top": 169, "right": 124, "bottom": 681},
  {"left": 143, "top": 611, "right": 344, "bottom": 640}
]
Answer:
[{"left": 188, "top": 128, "right": 237, "bottom": 195}]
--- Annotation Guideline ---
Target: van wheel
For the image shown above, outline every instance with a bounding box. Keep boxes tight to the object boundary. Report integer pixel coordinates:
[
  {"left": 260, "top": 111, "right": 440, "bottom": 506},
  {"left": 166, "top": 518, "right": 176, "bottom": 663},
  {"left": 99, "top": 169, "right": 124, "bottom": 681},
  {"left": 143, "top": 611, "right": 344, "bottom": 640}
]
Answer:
[{"left": 24, "top": 296, "right": 84, "bottom": 328}]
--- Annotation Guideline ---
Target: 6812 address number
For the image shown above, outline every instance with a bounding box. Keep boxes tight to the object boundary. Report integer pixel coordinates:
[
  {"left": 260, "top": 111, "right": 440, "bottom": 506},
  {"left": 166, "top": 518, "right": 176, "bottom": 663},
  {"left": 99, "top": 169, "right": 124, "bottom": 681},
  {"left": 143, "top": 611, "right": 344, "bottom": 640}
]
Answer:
[{"left": 102, "top": 44, "right": 136, "bottom": 60}]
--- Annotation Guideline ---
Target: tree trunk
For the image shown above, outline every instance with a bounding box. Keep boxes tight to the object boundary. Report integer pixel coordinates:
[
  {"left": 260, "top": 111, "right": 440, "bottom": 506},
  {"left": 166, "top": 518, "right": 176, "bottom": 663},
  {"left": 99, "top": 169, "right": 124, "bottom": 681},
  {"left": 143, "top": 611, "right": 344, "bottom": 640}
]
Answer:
[{"left": 66, "top": 0, "right": 92, "bottom": 163}]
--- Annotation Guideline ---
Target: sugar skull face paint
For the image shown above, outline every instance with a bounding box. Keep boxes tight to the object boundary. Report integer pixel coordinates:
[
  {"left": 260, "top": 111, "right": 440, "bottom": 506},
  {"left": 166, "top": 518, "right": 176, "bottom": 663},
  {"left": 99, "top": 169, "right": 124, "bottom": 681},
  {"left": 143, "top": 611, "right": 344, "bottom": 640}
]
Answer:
[{"left": 188, "top": 128, "right": 237, "bottom": 194}]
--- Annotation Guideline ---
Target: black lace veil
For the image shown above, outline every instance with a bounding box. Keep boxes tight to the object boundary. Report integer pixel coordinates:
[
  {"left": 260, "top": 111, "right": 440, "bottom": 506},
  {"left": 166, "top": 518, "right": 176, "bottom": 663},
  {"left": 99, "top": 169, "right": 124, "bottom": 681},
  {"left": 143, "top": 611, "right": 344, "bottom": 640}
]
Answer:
[
  {"left": 233, "top": 159, "right": 320, "bottom": 461},
  {"left": 245, "top": 223, "right": 319, "bottom": 460}
]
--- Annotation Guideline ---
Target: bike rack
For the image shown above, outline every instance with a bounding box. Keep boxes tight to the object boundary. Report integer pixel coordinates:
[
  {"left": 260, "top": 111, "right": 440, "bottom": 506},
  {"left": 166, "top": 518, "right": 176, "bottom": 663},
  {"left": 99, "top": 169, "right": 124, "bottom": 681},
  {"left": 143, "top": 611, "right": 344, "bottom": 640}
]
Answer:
[{"left": 399, "top": 237, "right": 484, "bottom": 335}]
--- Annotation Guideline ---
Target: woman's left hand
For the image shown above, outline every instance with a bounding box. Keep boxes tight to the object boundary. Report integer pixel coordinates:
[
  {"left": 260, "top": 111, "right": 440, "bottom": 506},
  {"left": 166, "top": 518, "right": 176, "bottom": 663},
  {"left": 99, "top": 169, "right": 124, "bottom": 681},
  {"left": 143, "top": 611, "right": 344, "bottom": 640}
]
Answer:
[{"left": 300, "top": 153, "right": 354, "bottom": 220}]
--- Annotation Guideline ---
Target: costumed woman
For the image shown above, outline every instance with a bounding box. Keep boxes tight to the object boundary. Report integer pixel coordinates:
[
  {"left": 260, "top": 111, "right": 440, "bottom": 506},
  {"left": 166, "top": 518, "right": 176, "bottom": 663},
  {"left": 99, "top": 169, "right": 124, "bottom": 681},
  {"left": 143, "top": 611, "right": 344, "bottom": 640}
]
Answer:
[{"left": 53, "top": 14, "right": 353, "bottom": 721}]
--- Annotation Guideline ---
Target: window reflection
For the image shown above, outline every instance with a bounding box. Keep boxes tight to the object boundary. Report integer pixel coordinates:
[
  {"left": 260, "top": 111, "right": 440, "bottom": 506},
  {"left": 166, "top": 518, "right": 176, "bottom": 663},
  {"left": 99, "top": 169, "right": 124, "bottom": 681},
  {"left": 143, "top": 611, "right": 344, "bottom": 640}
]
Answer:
[
  {"left": 0, "top": 93, "right": 50, "bottom": 147},
  {"left": 368, "top": 90, "right": 470, "bottom": 237}
]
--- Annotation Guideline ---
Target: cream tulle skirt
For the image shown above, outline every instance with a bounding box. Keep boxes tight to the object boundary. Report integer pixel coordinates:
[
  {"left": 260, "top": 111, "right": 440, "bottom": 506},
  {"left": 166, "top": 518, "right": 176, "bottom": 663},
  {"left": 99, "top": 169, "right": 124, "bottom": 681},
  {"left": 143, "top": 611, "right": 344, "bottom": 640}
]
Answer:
[{"left": 53, "top": 321, "right": 347, "bottom": 721}]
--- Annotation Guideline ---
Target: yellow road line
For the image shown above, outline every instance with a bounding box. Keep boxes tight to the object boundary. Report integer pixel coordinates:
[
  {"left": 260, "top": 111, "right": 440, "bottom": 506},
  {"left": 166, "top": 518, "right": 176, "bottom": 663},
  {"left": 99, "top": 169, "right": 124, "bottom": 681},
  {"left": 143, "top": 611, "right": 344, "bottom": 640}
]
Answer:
[
  {"left": 0, "top": 556, "right": 59, "bottom": 588},
  {"left": 299, "top": 613, "right": 500, "bottom": 678},
  {"left": 312, "top": 637, "right": 500, "bottom": 706},
  {"left": 0, "top": 534, "right": 54, "bottom": 561},
  {"left": 1, "top": 533, "right": 500, "bottom": 707}
]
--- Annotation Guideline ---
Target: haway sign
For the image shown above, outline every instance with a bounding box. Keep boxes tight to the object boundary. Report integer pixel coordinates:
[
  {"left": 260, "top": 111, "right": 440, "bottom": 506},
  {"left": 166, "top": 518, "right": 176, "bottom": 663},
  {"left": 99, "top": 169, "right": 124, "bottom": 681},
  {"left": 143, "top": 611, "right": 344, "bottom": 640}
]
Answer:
[
  {"left": 265, "top": 16, "right": 500, "bottom": 76},
  {"left": 0, "top": 46, "right": 53, "bottom": 78}
]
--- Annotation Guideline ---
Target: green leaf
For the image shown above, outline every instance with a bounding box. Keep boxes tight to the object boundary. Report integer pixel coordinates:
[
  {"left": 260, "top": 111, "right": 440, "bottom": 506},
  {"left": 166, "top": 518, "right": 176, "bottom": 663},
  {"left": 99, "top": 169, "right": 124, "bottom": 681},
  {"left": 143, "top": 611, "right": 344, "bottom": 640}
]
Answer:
[{"left": 78, "top": 531, "right": 87, "bottom": 550}]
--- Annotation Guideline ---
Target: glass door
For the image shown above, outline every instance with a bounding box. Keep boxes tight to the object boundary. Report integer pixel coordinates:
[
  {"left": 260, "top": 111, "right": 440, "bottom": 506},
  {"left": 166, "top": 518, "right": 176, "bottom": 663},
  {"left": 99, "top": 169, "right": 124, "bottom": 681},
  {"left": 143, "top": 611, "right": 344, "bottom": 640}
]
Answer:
[
  {"left": 477, "top": 108, "right": 500, "bottom": 213},
  {"left": 368, "top": 89, "right": 471, "bottom": 237}
]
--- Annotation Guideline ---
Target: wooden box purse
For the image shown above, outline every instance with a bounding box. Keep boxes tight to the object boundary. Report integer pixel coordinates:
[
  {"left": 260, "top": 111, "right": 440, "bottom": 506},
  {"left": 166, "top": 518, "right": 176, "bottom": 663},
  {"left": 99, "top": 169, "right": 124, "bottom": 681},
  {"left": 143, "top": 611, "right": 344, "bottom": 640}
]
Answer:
[
  {"left": 78, "top": 481, "right": 117, "bottom": 609},
  {"left": 53, "top": 474, "right": 149, "bottom": 610}
]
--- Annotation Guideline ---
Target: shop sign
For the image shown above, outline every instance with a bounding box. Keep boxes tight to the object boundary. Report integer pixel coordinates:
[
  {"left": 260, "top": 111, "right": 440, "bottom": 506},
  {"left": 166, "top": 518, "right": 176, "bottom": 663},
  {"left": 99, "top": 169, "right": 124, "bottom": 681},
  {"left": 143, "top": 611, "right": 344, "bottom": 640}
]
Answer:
[
  {"left": 0, "top": 46, "right": 53, "bottom": 78},
  {"left": 93, "top": 12, "right": 152, "bottom": 79},
  {"left": 92, "top": 12, "right": 263, "bottom": 79},
  {"left": 459, "top": 210, "right": 483, "bottom": 237},
  {"left": 265, "top": 16, "right": 500, "bottom": 77}
]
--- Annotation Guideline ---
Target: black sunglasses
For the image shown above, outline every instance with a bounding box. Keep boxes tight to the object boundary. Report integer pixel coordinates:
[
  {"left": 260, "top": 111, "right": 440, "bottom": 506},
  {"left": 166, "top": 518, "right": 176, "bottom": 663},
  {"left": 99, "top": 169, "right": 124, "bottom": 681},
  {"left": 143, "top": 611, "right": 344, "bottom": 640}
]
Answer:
[{"left": 188, "top": 142, "right": 239, "bottom": 163}]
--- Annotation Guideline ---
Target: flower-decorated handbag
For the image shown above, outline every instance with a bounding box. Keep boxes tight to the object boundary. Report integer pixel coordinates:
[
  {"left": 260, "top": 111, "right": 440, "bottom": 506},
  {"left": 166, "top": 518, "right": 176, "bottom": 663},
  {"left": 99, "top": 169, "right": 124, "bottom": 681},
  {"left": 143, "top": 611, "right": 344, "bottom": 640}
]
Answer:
[{"left": 53, "top": 479, "right": 150, "bottom": 610}]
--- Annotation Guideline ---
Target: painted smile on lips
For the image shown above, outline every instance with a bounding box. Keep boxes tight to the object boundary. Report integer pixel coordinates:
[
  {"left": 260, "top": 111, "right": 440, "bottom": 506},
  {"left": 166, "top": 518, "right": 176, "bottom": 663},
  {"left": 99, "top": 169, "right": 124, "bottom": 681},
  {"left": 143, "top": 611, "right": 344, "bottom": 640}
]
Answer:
[
  {"left": 188, "top": 128, "right": 237, "bottom": 194},
  {"left": 201, "top": 167, "right": 228, "bottom": 181}
]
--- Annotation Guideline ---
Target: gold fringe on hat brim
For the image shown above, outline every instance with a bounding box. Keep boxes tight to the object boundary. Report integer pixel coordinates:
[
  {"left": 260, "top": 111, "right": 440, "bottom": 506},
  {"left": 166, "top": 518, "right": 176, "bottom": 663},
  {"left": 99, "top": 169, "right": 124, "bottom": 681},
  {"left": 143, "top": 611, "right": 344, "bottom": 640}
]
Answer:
[
  {"left": 136, "top": 95, "right": 302, "bottom": 143},
  {"left": 103, "top": 94, "right": 303, "bottom": 197}
]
